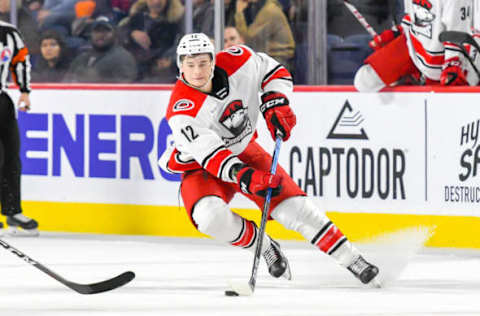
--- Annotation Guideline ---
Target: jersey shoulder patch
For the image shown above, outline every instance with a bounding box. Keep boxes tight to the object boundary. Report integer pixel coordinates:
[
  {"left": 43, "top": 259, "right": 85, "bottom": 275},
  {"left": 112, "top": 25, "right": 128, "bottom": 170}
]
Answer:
[
  {"left": 166, "top": 80, "right": 208, "bottom": 120},
  {"left": 216, "top": 45, "right": 253, "bottom": 76}
]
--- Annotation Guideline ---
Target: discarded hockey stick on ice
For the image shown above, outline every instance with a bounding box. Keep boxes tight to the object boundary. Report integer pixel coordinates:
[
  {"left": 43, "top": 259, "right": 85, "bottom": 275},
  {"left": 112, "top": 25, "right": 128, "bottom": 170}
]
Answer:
[
  {"left": 439, "top": 30, "right": 480, "bottom": 79},
  {"left": 0, "top": 238, "right": 135, "bottom": 294},
  {"left": 343, "top": 0, "right": 377, "bottom": 37},
  {"left": 226, "top": 133, "right": 283, "bottom": 297}
]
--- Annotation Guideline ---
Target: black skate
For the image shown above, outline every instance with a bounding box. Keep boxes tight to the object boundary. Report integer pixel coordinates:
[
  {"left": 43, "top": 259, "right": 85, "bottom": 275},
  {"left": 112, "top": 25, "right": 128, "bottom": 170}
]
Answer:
[
  {"left": 263, "top": 239, "right": 292, "bottom": 280},
  {"left": 347, "top": 255, "right": 380, "bottom": 287},
  {"left": 6, "top": 214, "right": 39, "bottom": 236}
]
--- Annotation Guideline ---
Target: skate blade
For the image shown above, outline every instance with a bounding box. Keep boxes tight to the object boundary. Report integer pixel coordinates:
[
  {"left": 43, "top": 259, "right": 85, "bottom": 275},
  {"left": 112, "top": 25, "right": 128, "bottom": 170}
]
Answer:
[
  {"left": 5, "top": 227, "right": 39, "bottom": 237},
  {"left": 368, "top": 277, "right": 382, "bottom": 289},
  {"left": 281, "top": 265, "right": 292, "bottom": 281}
]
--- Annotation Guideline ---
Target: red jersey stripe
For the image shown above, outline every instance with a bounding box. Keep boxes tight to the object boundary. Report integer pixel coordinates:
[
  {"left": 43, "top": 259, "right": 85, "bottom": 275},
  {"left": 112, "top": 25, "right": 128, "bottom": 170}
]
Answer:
[
  {"left": 261, "top": 67, "right": 292, "bottom": 89},
  {"left": 204, "top": 148, "right": 234, "bottom": 177}
]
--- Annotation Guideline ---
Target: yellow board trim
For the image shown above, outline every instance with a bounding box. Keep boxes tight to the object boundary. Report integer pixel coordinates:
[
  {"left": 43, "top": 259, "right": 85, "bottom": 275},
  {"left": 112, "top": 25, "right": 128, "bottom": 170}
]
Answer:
[{"left": 21, "top": 201, "right": 480, "bottom": 249}]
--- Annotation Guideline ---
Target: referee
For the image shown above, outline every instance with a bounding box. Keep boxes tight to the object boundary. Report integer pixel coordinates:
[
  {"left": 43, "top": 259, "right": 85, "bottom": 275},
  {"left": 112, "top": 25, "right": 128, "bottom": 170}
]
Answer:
[{"left": 0, "top": 20, "right": 38, "bottom": 235}]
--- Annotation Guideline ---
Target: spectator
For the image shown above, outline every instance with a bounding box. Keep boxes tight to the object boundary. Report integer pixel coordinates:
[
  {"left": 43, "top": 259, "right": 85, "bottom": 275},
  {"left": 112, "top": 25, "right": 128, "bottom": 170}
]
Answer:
[
  {"left": 193, "top": 0, "right": 213, "bottom": 37},
  {"left": 234, "top": 0, "right": 295, "bottom": 71},
  {"left": 37, "top": 0, "right": 77, "bottom": 35},
  {"left": 111, "top": 0, "right": 136, "bottom": 22},
  {"left": 224, "top": 25, "right": 244, "bottom": 48},
  {"left": 0, "top": 0, "right": 40, "bottom": 55},
  {"left": 224, "top": 0, "right": 236, "bottom": 26},
  {"left": 140, "top": 50, "right": 177, "bottom": 83},
  {"left": 111, "top": 0, "right": 135, "bottom": 15},
  {"left": 121, "top": 0, "right": 184, "bottom": 80},
  {"left": 32, "top": 30, "right": 70, "bottom": 82},
  {"left": 23, "top": 0, "right": 44, "bottom": 19},
  {"left": 72, "top": 0, "right": 115, "bottom": 40},
  {"left": 66, "top": 16, "right": 137, "bottom": 83}
]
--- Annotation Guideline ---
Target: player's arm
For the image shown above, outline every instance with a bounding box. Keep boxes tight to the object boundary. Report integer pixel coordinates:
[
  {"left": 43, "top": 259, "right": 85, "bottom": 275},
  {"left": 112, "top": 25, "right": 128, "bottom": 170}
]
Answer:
[
  {"left": 168, "top": 114, "right": 244, "bottom": 183},
  {"left": 440, "top": 0, "right": 473, "bottom": 85},
  {"left": 169, "top": 114, "right": 282, "bottom": 196},
  {"left": 9, "top": 28, "right": 31, "bottom": 110},
  {"left": 253, "top": 50, "right": 296, "bottom": 141}
]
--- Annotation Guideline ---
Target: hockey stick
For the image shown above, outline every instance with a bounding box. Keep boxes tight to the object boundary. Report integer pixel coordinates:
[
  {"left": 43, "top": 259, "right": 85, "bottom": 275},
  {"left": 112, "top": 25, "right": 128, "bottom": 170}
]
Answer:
[
  {"left": 439, "top": 30, "right": 480, "bottom": 79},
  {"left": 343, "top": 0, "right": 378, "bottom": 37},
  {"left": 0, "top": 238, "right": 135, "bottom": 294},
  {"left": 226, "top": 134, "right": 283, "bottom": 297}
]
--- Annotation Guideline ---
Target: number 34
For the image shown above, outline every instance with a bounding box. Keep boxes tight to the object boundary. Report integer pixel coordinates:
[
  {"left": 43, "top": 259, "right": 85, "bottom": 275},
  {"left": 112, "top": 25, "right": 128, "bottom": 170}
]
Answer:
[{"left": 460, "top": 6, "right": 470, "bottom": 20}]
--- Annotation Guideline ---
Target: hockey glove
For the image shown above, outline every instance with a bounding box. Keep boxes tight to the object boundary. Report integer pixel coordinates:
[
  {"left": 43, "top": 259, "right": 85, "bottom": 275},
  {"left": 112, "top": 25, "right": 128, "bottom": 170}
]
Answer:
[
  {"left": 369, "top": 26, "right": 403, "bottom": 51},
  {"left": 260, "top": 91, "right": 296, "bottom": 141},
  {"left": 440, "top": 57, "right": 468, "bottom": 86},
  {"left": 235, "top": 165, "right": 282, "bottom": 197}
]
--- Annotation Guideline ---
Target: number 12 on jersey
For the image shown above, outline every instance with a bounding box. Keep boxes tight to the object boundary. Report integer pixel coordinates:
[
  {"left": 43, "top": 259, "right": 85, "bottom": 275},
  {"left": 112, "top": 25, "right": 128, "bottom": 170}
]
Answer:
[{"left": 181, "top": 125, "right": 199, "bottom": 142}]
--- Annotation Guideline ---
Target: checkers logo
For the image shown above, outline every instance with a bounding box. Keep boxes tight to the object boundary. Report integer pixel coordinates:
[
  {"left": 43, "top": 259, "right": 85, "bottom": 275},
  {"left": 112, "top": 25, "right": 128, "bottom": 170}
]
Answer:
[{"left": 173, "top": 99, "right": 195, "bottom": 112}]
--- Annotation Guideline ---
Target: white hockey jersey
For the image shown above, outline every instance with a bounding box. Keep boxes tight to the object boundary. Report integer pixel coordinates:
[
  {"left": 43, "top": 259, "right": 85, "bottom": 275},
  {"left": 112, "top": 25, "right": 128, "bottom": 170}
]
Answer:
[
  {"left": 402, "top": 0, "right": 473, "bottom": 80},
  {"left": 158, "top": 45, "right": 293, "bottom": 183}
]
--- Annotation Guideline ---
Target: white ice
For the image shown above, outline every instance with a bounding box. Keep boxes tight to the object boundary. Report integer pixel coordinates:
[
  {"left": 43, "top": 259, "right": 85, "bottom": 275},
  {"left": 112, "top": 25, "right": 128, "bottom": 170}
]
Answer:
[{"left": 0, "top": 230, "right": 479, "bottom": 316}]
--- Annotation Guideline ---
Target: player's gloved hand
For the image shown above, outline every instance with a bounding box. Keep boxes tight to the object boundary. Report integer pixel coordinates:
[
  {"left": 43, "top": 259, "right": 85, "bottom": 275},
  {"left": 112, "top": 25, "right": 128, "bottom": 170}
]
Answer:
[
  {"left": 369, "top": 26, "right": 403, "bottom": 50},
  {"left": 235, "top": 165, "right": 282, "bottom": 197},
  {"left": 440, "top": 57, "right": 468, "bottom": 86},
  {"left": 260, "top": 91, "right": 296, "bottom": 141}
]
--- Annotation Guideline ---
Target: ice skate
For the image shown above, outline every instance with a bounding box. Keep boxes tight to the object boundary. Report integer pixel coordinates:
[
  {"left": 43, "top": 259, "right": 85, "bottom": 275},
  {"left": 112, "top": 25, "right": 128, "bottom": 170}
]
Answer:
[
  {"left": 6, "top": 214, "right": 39, "bottom": 237},
  {"left": 347, "top": 255, "right": 380, "bottom": 287},
  {"left": 0, "top": 222, "right": 4, "bottom": 237},
  {"left": 263, "top": 239, "right": 292, "bottom": 280}
]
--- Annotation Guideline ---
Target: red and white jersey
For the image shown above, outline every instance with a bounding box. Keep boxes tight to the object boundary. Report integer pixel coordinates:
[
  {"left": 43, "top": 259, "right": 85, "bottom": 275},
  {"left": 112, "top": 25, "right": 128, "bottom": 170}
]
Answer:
[
  {"left": 402, "top": 0, "right": 473, "bottom": 80},
  {"left": 159, "top": 45, "right": 293, "bottom": 183}
]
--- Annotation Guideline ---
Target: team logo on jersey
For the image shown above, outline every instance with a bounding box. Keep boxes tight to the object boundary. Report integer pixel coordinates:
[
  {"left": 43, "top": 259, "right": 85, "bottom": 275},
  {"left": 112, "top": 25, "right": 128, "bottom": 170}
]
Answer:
[
  {"left": 173, "top": 99, "right": 195, "bottom": 112},
  {"left": 226, "top": 46, "right": 243, "bottom": 56},
  {"left": 0, "top": 47, "right": 12, "bottom": 64},
  {"left": 412, "top": 0, "right": 435, "bottom": 38},
  {"left": 219, "top": 99, "right": 252, "bottom": 146}
]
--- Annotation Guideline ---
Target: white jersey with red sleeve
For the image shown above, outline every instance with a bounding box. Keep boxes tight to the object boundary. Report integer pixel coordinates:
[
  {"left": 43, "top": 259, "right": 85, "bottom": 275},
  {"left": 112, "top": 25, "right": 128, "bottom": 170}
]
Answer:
[
  {"left": 402, "top": 0, "right": 473, "bottom": 80},
  {"left": 158, "top": 45, "right": 293, "bottom": 183}
]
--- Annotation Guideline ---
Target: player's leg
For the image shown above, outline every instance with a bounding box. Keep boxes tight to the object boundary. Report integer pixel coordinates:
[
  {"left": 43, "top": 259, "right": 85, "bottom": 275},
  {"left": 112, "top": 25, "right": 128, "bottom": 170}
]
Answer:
[
  {"left": 354, "top": 33, "right": 416, "bottom": 92},
  {"left": 0, "top": 93, "right": 38, "bottom": 236},
  {"left": 270, "top": 197, "right": 378, "bottom": 284},
  {"left": 181, "top": 169, "right": 291, "bottom": 279},
  {"left": 241, "top": 141, "right": 378, "bottom": 285}
]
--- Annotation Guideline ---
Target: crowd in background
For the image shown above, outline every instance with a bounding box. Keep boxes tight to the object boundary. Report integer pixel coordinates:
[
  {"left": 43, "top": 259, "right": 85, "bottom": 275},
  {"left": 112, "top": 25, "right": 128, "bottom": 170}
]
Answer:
[{"left": 0, "top": 0, "right": 404, "bottom": 84}]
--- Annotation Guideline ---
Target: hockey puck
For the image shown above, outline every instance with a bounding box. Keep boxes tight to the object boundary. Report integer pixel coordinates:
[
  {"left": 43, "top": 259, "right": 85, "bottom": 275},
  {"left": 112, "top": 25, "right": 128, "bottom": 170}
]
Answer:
[{"left": 224, "top": 290, "right": 239, "bottom": 296}]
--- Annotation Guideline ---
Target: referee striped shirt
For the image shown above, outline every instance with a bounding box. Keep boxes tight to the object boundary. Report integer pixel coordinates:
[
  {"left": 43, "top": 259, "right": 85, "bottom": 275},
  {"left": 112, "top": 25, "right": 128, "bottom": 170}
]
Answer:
[{"left": 0, "top": 21, "right": 31, "bottom": 93}]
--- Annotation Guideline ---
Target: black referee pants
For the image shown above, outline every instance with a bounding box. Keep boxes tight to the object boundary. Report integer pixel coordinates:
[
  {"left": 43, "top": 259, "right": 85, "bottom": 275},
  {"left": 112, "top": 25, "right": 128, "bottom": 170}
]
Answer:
[{"left": 0, "top": 92, "right": 22, "bottom": 216}]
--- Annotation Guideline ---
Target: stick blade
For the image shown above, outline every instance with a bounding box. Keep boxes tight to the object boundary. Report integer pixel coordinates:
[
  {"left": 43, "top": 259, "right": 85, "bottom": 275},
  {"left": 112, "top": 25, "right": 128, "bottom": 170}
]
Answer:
[
  {"left": 67, "top": 271, "right": 135, "bottom": 295},
  {"left": 227, "top": 280, "right": 254, "bottom": 297}
]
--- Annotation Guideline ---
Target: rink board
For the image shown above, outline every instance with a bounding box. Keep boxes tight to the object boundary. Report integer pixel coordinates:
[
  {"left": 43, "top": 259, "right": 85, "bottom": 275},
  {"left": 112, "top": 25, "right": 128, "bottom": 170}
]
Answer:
[
  {"left": 22, "top": 201, "right": 480, "bottom": 249},
  {"left": 8, "top": 84, "right": 480, "bottom": 248}
]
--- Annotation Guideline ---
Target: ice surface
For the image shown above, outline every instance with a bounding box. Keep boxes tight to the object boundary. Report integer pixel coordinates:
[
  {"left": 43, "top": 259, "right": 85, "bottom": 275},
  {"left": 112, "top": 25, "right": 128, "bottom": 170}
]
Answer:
[{"left": 0, "top": 231, "right": 479, "bottom": 316}]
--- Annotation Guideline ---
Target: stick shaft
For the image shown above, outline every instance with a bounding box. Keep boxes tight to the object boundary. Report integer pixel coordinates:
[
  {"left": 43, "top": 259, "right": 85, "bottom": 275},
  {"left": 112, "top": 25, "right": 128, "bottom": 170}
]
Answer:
[
  {"left": 248, "top": 136, "right": 282, "bottom": 292},
  {"left": 344, "top": 1, "right": 378, "bottom": 37}
]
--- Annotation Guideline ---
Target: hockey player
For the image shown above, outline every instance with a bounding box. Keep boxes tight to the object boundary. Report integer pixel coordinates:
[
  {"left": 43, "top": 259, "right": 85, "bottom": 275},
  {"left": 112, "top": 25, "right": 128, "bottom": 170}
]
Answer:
[
  {"left": 354, "top": 0, "right": 475, "bottom": 91},
  {"left": 159, "top": 33, "right": 379, "bottom": 285},
  {"left": 0, "top": 21, "right": 39, "bottom": 236}
]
